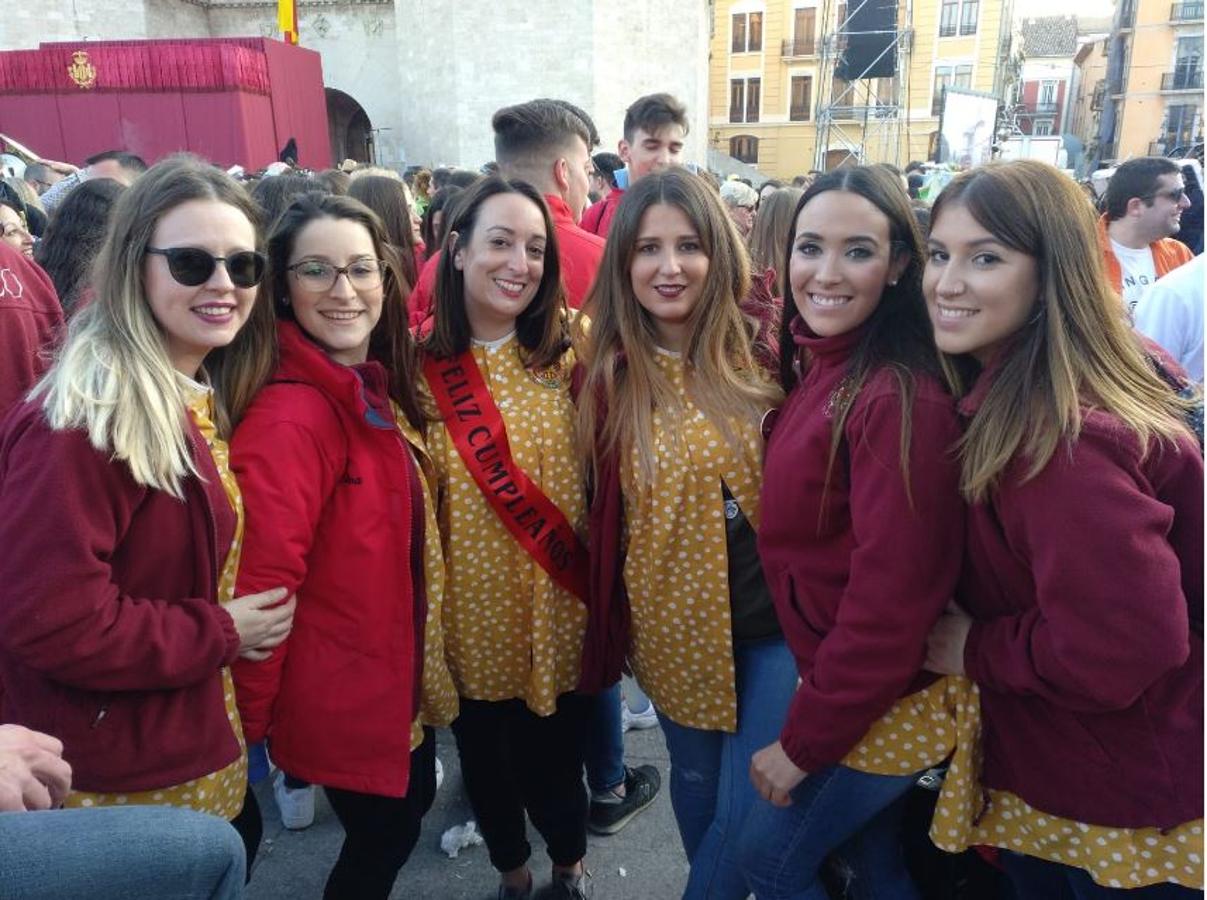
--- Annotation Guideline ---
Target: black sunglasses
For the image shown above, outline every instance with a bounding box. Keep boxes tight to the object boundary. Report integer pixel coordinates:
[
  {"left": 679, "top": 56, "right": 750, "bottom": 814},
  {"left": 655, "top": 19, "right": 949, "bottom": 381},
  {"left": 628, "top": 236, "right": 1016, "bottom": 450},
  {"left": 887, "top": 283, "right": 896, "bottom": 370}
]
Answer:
[{"left": 146, "top": 247, "right": 266, "bottom": 288}]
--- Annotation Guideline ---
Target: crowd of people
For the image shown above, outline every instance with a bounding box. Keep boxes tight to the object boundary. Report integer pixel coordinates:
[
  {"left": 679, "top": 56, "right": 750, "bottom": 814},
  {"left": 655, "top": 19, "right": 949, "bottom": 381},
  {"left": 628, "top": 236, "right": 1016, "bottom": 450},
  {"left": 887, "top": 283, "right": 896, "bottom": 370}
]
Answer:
[{"left": 0, "top": 87, "right": 1201, "bottom": 900}]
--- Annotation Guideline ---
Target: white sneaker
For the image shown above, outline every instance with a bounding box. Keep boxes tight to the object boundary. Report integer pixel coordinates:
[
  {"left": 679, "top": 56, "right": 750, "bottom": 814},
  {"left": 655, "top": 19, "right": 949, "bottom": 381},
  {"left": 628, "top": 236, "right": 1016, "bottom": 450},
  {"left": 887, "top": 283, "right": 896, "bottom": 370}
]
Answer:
[
  {"left": 621, "top": 701, "right": 658, "bottom": 733},
  {"left": 272, "top": 771, "right": 315, "bottom": 830}
]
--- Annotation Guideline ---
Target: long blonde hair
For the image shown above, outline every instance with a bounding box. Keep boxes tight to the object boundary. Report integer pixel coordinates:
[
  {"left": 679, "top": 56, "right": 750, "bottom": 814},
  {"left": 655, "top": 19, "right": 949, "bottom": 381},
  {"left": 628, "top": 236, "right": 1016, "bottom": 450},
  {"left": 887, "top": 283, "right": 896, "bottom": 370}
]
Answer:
[
  {"left": 35, "top": 155, "right": 274, "bottom": 498},
  {"left": 576, "top": 169, "right": 782, "bottom": 485},
  {"left": 930, "top": 160, "right": 1195, "bottom": 502}
]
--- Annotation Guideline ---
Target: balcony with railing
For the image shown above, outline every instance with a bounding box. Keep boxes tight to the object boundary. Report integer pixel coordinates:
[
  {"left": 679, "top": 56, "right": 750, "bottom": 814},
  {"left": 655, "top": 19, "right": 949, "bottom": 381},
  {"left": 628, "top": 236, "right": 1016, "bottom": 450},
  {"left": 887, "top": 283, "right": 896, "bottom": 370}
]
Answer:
[
  {"left": 1171, "top": 1, "right": 1204, "bottom": 20},
  {"left": 1024, "top": 102, "right": 1060, "bottom": 116},
  {"left": 1119, "top": 0, "right": 1136, "bottom": 27},
  {"left": 781, "top": 37, "right": 816, "bottom": 57},
  {"left": 1162, "top": 68, "right": 1204, "bottom": 90}
]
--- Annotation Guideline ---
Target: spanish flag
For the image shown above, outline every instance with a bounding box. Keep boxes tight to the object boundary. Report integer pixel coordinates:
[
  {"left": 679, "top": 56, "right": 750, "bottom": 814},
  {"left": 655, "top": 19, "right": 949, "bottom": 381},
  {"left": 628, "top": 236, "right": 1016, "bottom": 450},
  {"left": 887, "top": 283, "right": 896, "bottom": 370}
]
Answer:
[{"left": 278, "top": 0, "right": 298, "bottom": 44}]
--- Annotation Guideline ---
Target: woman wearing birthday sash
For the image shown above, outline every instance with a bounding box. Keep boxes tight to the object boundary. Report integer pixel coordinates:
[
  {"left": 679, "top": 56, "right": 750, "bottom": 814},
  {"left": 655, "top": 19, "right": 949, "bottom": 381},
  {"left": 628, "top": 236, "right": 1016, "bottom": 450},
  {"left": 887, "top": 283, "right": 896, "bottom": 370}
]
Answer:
[{"left": 420, "top": 176, "right": 591, "bottom": 900}]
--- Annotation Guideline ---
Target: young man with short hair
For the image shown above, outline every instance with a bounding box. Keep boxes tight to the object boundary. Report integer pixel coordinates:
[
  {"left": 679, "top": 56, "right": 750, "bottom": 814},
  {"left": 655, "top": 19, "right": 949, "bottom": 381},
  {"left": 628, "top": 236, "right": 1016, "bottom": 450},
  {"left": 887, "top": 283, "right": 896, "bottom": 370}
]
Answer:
[
  {"left": 580, "top": 93, "right": 689, "bottom": 238},
  {"left": 1099, "top": 157, "right": 1194, "bottom": 311}
]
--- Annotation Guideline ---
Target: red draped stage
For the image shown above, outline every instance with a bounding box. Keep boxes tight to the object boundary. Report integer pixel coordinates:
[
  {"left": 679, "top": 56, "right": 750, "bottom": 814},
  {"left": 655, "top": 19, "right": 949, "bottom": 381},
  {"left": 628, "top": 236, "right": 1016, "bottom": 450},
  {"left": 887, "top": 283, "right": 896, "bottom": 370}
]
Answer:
[{"left": 0, "top": 38, "right": 331, "bottom": 170}]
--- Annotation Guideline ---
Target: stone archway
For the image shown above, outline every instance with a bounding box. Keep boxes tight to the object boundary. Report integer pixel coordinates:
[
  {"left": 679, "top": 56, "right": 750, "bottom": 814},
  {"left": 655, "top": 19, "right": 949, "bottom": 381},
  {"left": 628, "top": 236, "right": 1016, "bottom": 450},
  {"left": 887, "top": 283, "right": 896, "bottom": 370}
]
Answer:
[{"left": 325, "top": 88, "right": 374, "bottom": 166}]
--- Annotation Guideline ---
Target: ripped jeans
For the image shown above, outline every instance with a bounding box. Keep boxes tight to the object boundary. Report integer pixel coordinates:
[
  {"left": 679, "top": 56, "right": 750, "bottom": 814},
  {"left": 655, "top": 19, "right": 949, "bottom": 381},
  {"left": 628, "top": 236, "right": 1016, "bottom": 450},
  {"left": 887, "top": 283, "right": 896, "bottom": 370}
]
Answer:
[{"left": 657, "top": 636, "right": 797, "bottom": 900}]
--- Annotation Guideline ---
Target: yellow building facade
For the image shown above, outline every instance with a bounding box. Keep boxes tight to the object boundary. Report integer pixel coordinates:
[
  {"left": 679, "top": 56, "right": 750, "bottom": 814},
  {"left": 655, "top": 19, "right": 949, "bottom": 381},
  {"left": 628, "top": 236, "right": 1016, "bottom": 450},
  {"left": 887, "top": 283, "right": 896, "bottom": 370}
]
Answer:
[
  {"left": 1101, "top": 0, "right": 1202, "bottom": 161},
  {"left": 709, "top": 0, "right": 1016, "bottom": 178}
]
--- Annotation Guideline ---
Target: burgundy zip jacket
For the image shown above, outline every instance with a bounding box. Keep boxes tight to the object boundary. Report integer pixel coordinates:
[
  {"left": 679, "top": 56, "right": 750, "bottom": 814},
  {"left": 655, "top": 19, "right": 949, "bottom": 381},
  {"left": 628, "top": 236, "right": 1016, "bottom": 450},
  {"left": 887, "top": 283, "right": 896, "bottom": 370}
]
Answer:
[
  {"left": 0, "top": 399, "right": 241, "bottom": 792},
  {"left": 957, "top": 357, "right": 1203, "bottom": 829},
  {"left": 758, "top": 320, "right": 964, "bottom": 773}
]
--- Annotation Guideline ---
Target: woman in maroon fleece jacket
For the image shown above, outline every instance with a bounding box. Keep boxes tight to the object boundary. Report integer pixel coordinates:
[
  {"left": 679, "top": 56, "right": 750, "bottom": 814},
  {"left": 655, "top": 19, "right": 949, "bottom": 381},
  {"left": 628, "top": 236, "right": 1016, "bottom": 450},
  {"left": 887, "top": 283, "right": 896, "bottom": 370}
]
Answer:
[
  {"left": 739, "top": 166, "right": 968, "bottom": 899},
  {"left": 0, "top": 156, "right": 293, "bottom": 848},
  {"left": 923, "top": 161, "right": 1202, "bottom": 897}
]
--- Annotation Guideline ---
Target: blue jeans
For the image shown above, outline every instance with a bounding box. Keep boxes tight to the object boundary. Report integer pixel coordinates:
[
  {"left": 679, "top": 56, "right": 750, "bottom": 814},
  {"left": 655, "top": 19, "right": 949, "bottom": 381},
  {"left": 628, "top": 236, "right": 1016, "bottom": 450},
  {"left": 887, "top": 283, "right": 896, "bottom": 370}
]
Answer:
[
  {"left": 0, "top": 805, "right": 245, "bottom": 899},
  {"left": 738, "top": 764, "right": 921, "bottom": 900},
  {"left": 1001, "top": 850, "right": 1204, "bottom": 900},
  {"left": 658, "top": 636, "right": 797, "bottom": 900},
  {"left": 584, "top": 682, "right": 625, "bottom": 793}
]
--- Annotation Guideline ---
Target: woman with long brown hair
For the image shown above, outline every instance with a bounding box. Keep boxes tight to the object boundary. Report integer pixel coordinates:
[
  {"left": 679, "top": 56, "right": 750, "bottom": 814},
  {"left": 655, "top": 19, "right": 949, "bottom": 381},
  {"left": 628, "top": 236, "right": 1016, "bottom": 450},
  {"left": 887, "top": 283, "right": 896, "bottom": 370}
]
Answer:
[
  {"left": 577, "top": 167, "right": 787, "bottom": 899},
  {"left": 227, "top": 192, "right": 456, "bottom": 899},
  {"left": 922, "top": 160, "right": 1202, "bottom": 898}
]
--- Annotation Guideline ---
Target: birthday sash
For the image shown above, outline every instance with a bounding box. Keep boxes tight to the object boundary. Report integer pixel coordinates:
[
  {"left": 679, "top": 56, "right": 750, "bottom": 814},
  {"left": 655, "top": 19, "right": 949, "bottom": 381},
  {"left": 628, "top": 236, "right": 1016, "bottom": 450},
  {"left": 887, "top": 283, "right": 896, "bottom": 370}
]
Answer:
[{"left": 423, "top": 350, "right": 589, "bottom": 604}]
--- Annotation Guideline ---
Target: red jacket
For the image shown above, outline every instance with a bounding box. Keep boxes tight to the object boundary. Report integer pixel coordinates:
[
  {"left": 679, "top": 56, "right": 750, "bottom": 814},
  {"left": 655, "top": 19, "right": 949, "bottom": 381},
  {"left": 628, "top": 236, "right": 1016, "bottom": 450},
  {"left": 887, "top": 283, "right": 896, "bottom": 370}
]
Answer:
[
  {"left": 408, "top": 194, "right": 603, "bottom": 334},
  {"left": 958, "top": 355, "right": 1203, "bottom": 829},
  {"left": 0, "top": 399, "right": 241, "bottom": 792},
  {"left": 1097, "top": 214, "right": 1194, "bottom": 296},
  {"left": 231, "top": 321, "right": 426, "bottom": 798},
  {"left": 757, "top": 321, "right": 965, "bottom": 773},
  {"left": 0, "top": 242, "right": 63, "bottom": 418},
  {"left": 581, "top": 188, "right": 624, "bottom": 238}
]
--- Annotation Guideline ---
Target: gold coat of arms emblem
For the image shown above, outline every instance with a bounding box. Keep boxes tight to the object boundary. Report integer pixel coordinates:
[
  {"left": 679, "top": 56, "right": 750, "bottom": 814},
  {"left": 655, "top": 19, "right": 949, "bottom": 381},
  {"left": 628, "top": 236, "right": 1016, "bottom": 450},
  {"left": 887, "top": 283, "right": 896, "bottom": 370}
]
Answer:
[{"left": 68, "top": 51, "right": 97, "bottom": 89}]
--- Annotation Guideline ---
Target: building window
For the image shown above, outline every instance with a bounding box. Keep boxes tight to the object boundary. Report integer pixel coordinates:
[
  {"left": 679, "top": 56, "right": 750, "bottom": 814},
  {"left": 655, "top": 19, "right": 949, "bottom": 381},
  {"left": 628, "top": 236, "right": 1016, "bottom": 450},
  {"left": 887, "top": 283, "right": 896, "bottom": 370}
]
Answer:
[
  {"left": 1039, "top": 80, "right": 1057, "bottom": 105},
  {"left": 790, "top": 6, "right": 816, "bottom": 55},
  {"left": 1033, "top": 119, "right": 1054, "bottom": 135},
  {"left": 940, "top": 0, "right": 959, "bottom": 36},
  {"left": 732, "top": 11, "right": 763, "bottom": 52},
  {"left": 959, "top": 0, "right": 979, "bottom": 34},
  {"left": 835, "top": 3, "right": 849, "bottom": 49},
  {"left": 932, "top": 65, "right": 971, "bottom": 115},
  {"left": 730, "top": 135, "right": 759, "bottom": 164},
  {"left": 729, "top": 77, "right": 762, "bottom": 123},
  {"left": 790, "top": 75, "right": 814, "bottom": 120},
  {"left": 1164, "top": 104, "right": 1199, "bottom": 148}
]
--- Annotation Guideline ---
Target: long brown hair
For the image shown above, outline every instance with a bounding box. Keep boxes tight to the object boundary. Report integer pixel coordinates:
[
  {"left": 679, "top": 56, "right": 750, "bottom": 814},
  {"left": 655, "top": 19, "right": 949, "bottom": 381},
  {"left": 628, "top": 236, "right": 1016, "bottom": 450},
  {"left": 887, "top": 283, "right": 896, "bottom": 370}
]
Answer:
[
  {"left": 347, "top": 174, "right": 420, "bottom": 290},
  {"left": 576, "top": 168, "right": 782, "bottom": 485},
  {"left": 226, "top": 193, "right": 425, "bottom": 434},
  {"left": 780, "top": 165, "right": 940, "bottom": 513},
  {"left": 748, "top": 186, "right": 804, "bottom": 281},
  {"left": 423, "top": 176, "right": 569, "bottom": 369},
  {"left": 929, "top": 160, "right": 1194, "bottom": 502}
]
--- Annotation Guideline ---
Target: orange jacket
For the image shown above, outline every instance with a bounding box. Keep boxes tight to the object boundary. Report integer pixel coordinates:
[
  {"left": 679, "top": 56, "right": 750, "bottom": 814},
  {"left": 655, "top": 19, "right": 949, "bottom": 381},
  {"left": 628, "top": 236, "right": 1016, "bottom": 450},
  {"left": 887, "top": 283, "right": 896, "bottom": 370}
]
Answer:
[{"left": 1097, "top": 214, "right": 1194, "bottom": 295}]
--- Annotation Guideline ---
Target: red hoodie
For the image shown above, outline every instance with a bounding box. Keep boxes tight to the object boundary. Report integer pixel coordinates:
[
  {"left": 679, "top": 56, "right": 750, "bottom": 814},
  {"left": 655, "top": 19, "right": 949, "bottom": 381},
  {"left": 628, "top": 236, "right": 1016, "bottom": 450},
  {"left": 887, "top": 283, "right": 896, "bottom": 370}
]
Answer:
[
  {"left": 0, "top": 242, "right": 63, "bottom": 417},
  {"left": 231, "top": 321, "right": 426, "bottom": 798},
  {"left": 757, "top": 320, "right": 965, "bottom": 773},
  {"left": 957, "top": 353, "right": 1203, "bottom": 829},
  {"left": 581, "top": 188, "right": 624, "bottom": 238}
]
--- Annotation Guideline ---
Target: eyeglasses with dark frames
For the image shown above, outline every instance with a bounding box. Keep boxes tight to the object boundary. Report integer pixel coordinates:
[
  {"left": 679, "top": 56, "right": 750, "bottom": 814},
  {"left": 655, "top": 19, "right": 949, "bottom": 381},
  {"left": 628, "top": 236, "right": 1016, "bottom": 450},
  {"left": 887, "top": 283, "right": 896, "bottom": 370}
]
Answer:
[{"left": 286, "top": 258, "right": 387, "bottom": 293}]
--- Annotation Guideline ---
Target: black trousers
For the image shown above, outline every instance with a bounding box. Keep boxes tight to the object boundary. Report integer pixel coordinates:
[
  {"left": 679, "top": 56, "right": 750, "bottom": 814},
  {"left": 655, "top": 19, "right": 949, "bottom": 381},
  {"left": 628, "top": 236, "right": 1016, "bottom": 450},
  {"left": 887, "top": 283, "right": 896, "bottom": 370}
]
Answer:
[
  {"left": 232, "top": 727, "right": 437, "bottom": 900},
  {"left": 451, "top": 693, "right": 590, "bottom": 873}
]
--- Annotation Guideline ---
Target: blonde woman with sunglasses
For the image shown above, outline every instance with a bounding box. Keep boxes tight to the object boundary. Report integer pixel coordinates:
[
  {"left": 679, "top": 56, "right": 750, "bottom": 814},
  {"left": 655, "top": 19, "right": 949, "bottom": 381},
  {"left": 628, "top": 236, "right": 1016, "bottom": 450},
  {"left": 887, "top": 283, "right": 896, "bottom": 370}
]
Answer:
[{"left": 0, "top": 156, "right": 293, "bottom": 864}]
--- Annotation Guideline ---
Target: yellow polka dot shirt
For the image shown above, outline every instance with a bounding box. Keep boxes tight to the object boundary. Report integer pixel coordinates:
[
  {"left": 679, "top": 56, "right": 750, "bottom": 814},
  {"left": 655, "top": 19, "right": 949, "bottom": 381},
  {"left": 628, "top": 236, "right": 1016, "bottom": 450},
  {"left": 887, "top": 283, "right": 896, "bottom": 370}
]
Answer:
[
  {"left": 423, "top": 336, "right": 587, "bottom": 717},
  {"left": 620, "top": 349, "right": 766, "bottom": 733}
]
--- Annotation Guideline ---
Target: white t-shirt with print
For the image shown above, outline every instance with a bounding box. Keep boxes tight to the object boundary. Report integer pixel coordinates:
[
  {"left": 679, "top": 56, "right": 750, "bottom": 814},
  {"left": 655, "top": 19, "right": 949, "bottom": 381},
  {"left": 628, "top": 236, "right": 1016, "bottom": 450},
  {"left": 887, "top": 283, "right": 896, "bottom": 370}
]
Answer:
[{"left": 1111, "top": 239, "right": 1158, "bottom": 311}]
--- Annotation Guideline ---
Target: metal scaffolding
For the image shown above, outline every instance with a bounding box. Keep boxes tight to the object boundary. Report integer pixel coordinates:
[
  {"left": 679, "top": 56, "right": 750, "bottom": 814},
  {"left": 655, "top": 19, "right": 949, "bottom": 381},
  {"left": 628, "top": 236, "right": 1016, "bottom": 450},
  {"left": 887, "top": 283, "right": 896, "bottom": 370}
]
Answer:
[{"left": 813, "top": 0, "right": 915, "bottom": 168}]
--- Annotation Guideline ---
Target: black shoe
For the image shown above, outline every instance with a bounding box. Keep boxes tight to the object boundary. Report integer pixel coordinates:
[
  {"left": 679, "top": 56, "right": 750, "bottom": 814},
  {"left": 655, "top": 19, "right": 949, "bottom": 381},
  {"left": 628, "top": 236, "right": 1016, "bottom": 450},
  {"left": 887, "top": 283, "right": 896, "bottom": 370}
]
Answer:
[{"left": 587, "top": 764, "right": 661, "bottom": 835}]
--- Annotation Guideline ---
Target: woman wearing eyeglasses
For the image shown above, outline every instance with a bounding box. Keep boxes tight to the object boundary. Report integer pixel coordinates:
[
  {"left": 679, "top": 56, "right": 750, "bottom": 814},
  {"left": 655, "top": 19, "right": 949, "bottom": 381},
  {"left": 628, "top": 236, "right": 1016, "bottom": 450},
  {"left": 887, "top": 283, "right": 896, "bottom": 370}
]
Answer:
[
  {"left": 226, "top": 193, "right": 456, "bottom": 900},
  {"left": 0, "top": 156, "right": 294, "bottom": 850}
]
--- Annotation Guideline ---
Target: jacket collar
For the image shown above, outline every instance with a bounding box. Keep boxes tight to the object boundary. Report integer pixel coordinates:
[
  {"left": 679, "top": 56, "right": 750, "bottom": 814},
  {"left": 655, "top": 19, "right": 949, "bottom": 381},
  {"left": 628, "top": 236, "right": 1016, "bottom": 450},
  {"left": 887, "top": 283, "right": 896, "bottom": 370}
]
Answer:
[
  {"left": 274, "top": 320, "right": 393, "bottom": 428},
  {"left": 954, "top": 341, "right": 1014, "bottom": 418},
  {"left": 544, "top": 193, "right": 578, "bottom": 230},
  {"left": 790, "top": 313, "right": 867, "bottom": 368}
]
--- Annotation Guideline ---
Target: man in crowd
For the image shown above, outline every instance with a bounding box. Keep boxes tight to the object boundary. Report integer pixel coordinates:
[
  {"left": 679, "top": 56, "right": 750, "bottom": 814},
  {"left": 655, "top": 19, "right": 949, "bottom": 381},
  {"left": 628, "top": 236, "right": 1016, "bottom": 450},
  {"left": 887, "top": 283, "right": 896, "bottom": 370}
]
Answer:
[
  {"left": 589, "top": 152, "right": 624, "bottom": 205},
  {"left": 21, "top": 163, "right": 62, "bottom": 197},
  {"left": 1099, "top": 156, "right": 1194, "bottom": 311},
  {"left": 1134, "top": 253, "right": 1204, "bottom": 383},
  {"left": 580, "top": 93, "right": 689, "bottom": 238},
  {"left": 0, "top": 239, "right": 64, "bottom": 418},
  {"left": 40, "top": 150, "right": 147, "bottom": 215}
]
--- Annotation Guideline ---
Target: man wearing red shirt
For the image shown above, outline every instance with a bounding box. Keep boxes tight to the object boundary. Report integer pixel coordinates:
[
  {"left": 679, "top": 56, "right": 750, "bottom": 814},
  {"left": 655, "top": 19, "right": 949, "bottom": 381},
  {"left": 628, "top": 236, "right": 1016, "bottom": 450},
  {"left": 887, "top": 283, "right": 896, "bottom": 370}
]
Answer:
[{"left": 580, "top": 93, "right": 690, "bottom": 239}]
